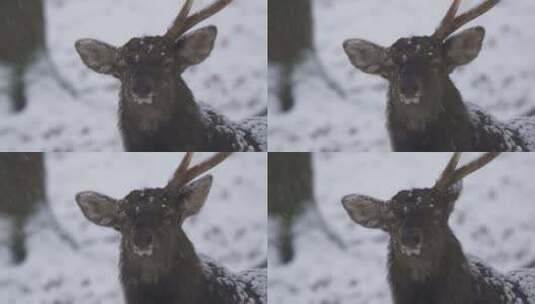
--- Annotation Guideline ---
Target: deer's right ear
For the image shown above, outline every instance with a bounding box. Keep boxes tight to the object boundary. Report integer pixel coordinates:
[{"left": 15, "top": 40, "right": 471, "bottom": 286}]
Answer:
[
  {"left": 76, "top": 191, "right": 121, "bottom": 228},
  {"left": 444, "top": 27, "right": 485, "bottom": 72},
  {"left": 342, "top": 194, "right": 389, "bottom": 229},
  {"left": 178, "top": 175, "right": 213, "bottom": 219},
  {"left": 343, "top": 39, "right": 390, "bottom": 78},
  {"left": 75, "top": 39, "right": 119, "bottom": 75},
  {"left": 175, "top": 26, "right": 217, "bottom": 69}
]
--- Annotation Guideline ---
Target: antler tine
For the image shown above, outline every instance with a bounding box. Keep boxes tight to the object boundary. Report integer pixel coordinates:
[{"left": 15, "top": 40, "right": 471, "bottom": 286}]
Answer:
[
  {"left": 434, "top": 152, "right": 501, "bottom": 191},
  {"left": 165, "top": 0, "right": 195, "bottom": 40},
  {"left": 448, "top": 0, "right": 499, "bottom": 37},
  {"left": 446, "top": 152, "right": 501, "bottom": 186},
  {"left": 435, "top": 152, "right": 462, "bottom": 190},
  {"left": 432, "top": 0, "right": 500, "bottom": 42},
  {"left": 168, "top": 152, "right": 195, "bottom": 188},
  {"left": 166, "top": 152, "right": 233, "bottom": 191},
  {"left": 432, "top": 0, "right": 462, "bottom": 41},
  {"left": 171, "top": 0, "right": 232, "bottom": 39}
]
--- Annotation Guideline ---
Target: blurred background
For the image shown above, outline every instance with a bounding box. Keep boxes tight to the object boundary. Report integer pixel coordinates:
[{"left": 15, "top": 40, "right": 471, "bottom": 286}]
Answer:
[
  {"left": 0, "top": 0, "right": 266, "bottom": 151},
  {"left": 0, "top": 152, "right": 267, "bottom": 303},
  {"left": 268, "top": 0, "right": 535, "bottom": 151},
  {"left": 268, "top": 152, "right": 535, "bottom": 304}
]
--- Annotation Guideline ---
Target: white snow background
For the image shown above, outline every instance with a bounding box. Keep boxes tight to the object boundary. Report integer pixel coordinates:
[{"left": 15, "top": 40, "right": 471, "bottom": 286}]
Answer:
[
  {"left": 0, "top": 152, "right": 267, "bottom": 303},
  {"left": 0, "top": 0, "right": 267, "bottom": 151},
  {"left": 268, "top": 0, "right": 535, "bottom": 151},
  {"left": 268, "top": 152, "right": 535, "bottom": 304}
]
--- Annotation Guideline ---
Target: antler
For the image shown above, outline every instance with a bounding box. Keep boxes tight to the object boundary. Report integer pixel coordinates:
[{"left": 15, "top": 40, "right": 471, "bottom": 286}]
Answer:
[
  {"left": 166, "top": 152, "right": 233, "bottom": 191},
  {"left": 165, "top": 0, "right": 233, "bottom": 40},
  {"left": 434, "top": 152, "right": 501, "bottom": 191},
  {"left": 432, "top": 0, "right": 500, "bottom": 42}
]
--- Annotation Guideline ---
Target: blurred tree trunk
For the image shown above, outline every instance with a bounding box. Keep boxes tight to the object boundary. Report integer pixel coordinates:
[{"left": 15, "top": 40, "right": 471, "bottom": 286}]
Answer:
[
  {"left": 268, "top": 0, "right": 314, "bottom": 112},
  {"left": 0, "top": 153, "right": 46, "bottom": 264},
  {"left": 0, "top": 0, "right": 46, "bottom": 112},
  {"left": 268, "top": 153, "right": 314, "bottom": 263}
]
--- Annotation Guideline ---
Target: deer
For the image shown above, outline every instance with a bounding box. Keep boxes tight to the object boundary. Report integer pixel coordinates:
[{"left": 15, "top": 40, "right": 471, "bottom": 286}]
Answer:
[
  {"left": 75, "top": 0, "right": 266, "bottom": 152},
  {"left": 342, "top": 152, "right": 535, "bottom": 304},
  {"left": 343, "top": 0, "right": 535, "bottom": 152},
  {"left": 75, "top": 152, "right": 266, "bottom": 304}
]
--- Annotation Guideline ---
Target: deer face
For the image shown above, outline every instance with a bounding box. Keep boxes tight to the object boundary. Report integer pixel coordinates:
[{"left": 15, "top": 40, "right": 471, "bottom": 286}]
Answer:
[
  {"left": 388, "top": 37, "right": 445, "bottom": 106},
  {"left": 75, "top": 175, "right": 213, "bottom": 258},
  {"left": 342, "top": 184, "right": 461, "bottom": 257},
  {"left": 343, "top": 27, "right": 485, "bottom": 113},
  {"left": 75, "top": 26, "right": 217, "bottom": 107}
]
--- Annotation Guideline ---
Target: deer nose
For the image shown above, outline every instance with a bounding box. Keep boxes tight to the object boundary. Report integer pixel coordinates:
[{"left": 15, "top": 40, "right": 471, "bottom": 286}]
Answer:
[
  {"left": 401, "top": 230, "right": 422, "bottom": 248},
  {"left": 134, "top": 230, "right": 153, "bottom": 248},
  {"left": 400, "top": 81, "right": 420, "bottom": 97},
  {"left": 133, "top": 77, "right": 152, "bottom": 98}
]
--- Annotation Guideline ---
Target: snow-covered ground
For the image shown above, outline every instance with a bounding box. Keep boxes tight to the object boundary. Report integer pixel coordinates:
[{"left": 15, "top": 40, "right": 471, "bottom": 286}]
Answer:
[
  {"left": 0, "top": 152, "right": 267, "bottom": 303},
  {"left": 269, "top": 153, "right": 535, "bottom": 304},
  {"left": 268, "top": 0, "right": 535, "bottom": 151},
  {"left": 0, "top": 0, "right": 266, "bottom": 151}
]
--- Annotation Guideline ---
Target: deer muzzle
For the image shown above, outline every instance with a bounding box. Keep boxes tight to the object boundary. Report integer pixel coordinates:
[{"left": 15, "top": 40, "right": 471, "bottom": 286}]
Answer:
[
  {"left": 398, "top": 61, "right": 422, "bottom": 105},
  {"left": 400, "top": 228, "right": 423, "bottom": 256},
  {"left": 132, "top": 230, "right": 154, "bottom": 257}
]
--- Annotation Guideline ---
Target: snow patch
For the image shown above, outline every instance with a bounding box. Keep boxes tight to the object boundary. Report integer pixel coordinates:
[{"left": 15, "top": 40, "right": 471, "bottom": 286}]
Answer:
[
  {"left": 132, "top": 93, "right": 154, "bottom": 105},
  {"left": 133, "top": 244, "right": 154, "bottom": 257},
  {"left": 400, "top": 245, "right": 422, "bottom": 257}
]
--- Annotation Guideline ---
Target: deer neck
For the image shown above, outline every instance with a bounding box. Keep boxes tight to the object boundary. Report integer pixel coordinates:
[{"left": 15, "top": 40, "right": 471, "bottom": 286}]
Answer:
[
  {"left": 169, "top": 77, "right": 206, "bottom": 132},
  {"left": 387, "top": 76, "right": 468, "bottom": 132}
]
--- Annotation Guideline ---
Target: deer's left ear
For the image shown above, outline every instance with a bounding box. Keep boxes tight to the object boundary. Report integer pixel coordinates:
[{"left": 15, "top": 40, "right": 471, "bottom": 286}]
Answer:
[
  {"left": 444, "top": 26, "right": 485, "bottom": 72},
  {"left": 75, "top": 39, "right": 119, "bottom": 75},
  {"left": 343, "top": 39, "right": 391, "bottom": 78},
  {"left": 178, "top": 175, "right": 213, "bottom": 219},
  {"left": 342, "top": 194, "right": 390, "bottom": 230},
  {"left": 175, "top": 26, "right": 217, "bottom": 69},
  {"left": 76, "top": 191, "right": 122, "bottom": 228}
]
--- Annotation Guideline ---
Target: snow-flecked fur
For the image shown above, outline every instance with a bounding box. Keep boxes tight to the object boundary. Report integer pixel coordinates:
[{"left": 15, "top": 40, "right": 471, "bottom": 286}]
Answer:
[
  {"left": 469, "top": 256, "right": 535, "bottom": 304},
  {"left": 199, "top": 103, "right": 267, "bottom": 152},
  {"left": 467, "top": 103, "right": 535, "bottom": 151},
  {"left": 201, "top": 255, "right": 267, "bottom": 304}
]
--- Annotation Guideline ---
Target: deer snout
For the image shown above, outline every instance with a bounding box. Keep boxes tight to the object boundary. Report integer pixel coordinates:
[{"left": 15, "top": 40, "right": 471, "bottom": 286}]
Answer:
[
  {"left": 398, "top": 64, "right": 422, "bottom": 103},
  {"left": 400, "top": 229, "right": 422, "bottom": 249},
  {"left": 133, "top": 230, "right": 153, "bottom": 249},
  {"left": 400, "top": 79, "right": 420, "bottom": 98},
  {"left": 132, "top": 77, "right": 152, "bottom": 98}
]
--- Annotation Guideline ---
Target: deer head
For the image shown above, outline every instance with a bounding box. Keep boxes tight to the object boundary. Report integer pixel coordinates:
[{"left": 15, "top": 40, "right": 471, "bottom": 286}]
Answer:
[
  {"left": 75, "top": 152, "right": 231, "bottom": 263},
  {"left": 342, "top": 153, "right": 500, "bottom": 261},
  {"left": 75, "top": 0, "right": 231, "bottom": 107},
  {"left": 343, "top": 0, "right": 498, "bottom": 117}
]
